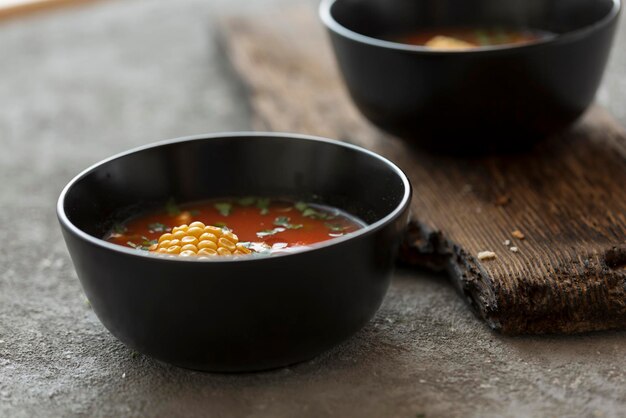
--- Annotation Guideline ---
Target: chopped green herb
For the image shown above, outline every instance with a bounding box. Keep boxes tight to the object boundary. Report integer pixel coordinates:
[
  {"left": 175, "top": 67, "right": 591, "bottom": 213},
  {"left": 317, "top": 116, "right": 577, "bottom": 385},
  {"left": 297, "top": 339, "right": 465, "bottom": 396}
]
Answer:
[
  {"left": 475, "top": 30, "right": 491, "bottom": 46},
  {"left": 147, "top": 222, "right": 167, "bottom": 233},
  {"left": 238, "top": 196, "right": 256, "bottom": 206},
  {"left": 214, "top": 202, "right": 232, "bottom": 217},
  {"left": 274, "top": 216, "right": 303, "bottom": 230},
  {"left": 127, "top": 241, "right": 152, "bottom": 251},
  {"left": 142, "top": 238, "right": 157, "bottom": 247},
  {"left": 165, "top": 198, "right": 181, "bottom": 216},
  {"left": 295, "top": 201, "right": 335, "bottom": 220},
  {"left": 256, "top": 227, "right": 286, "bottom": 238},
  {"left": 256, "top": 198, "right": 270, "bottom": 215},
  {"left": 213, "top": 222, "right": 229, "bottom": 229},
  {"left": 302, "top": 207, "right": 334, "bottom": 220},
  {"left": 113, "top": 223, "right": 127, "bottom": 234},
  {"left": 325, "top": 223, "right": 347, "bottom": 233}
]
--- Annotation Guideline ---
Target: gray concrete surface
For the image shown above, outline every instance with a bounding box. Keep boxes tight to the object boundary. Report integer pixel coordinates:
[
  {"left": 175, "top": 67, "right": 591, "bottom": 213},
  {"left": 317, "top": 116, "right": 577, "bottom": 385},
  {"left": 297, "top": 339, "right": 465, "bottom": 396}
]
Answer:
[{"left": 1, "top": 0, "right": 625, "bottom": 417}]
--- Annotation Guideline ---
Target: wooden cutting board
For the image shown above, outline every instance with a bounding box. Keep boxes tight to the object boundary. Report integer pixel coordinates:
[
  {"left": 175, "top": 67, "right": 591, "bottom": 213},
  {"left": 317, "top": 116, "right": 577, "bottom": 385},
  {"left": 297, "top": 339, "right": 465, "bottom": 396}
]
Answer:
[{"left": 219, "top": 8, "right": 626, "bottom": 335}]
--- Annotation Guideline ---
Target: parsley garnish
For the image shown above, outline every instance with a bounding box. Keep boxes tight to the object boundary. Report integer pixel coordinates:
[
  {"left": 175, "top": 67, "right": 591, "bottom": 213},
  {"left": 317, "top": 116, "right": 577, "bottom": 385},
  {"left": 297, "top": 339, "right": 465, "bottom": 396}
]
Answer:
[
  {"left": 325, "top": 223, "right": 347, "bottom": 233},
  {"left": 113, "top": 223, "right": 127, "bottom": 234},
  {"left": 256, "top": 227, "right": 286, "bottom": 238},
  {"left": 214, "top": 202, "right": 232, "bottom": 217},
  {"left": 256, "top": 198, "right": 270, "bottom": 215},
  {"left": 238, "top": 196, "right": 256, "bottom": 206},
  {"left": 127, "top": 240, "right": 153, "bottom": 251},
  {"left": 295, "top": 201, "right": 334, "bottom": 220},
  {"left": 165, "top": 198, "right": 181, "bottom": 216},
  {"left": 147, "top": 222, "right": 167, "bottom": 233},
  {"left": 141, "top": 237, "right": 157, "bottom": 247},
  {"left": 274, "top": 216, "right": 303, "bottom": 230}
]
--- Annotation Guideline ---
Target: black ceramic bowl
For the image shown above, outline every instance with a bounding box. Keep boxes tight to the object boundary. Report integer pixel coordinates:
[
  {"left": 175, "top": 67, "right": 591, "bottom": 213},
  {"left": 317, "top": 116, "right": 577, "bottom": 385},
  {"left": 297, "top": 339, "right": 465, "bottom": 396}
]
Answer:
[
  {"left": 57, "top": 133, "right": 411, "bottom": 372},
  {"left": 321, "top": 0, "right": 621, "bottom": 151}
]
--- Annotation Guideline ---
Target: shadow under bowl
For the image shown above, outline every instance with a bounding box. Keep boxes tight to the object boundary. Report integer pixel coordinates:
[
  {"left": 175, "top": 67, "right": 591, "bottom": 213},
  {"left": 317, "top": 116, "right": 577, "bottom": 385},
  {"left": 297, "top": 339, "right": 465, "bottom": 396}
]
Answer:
[
  {"left": 57, "top": 133, "right": 411, "bottom": 372},
  {"left": 321, "top": 0, "right": 621, "bottom": 152}
]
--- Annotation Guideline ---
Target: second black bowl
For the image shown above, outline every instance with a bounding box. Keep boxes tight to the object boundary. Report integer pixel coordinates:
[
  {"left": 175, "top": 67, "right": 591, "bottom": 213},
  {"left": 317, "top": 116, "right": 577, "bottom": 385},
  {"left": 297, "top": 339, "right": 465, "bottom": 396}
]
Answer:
[{"left": 321, "top": 0, "right": 621, "bottom": 151}]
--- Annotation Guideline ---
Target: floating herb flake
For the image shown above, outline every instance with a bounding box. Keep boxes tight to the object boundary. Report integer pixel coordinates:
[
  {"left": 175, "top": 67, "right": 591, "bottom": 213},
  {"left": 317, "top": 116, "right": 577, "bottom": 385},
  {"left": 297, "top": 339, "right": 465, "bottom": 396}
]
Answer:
[
  {"left": 113, "top": 223, "right": 127, "bottom": 234},
  {"left": 213, "top": 222, "right": 231, "bottom": 231},
  {"left": 295, "top": 201, "right": 308, "bottom": 212},
  {"left": 303, "top": 208, "right": 333, "bottom": 220},
  {"left": 238, "top": 196, "right": 256, "bottom": 207},
  {"left": 256, "top": 227, "right": 286, "bottom": 238},
  {"left": 214, "top": 202, "right": 232, "bottom": 217},
  {"left": 325, "top": 223, "right": 347, "bottom": 233},
  {"left": 256, "top": 198, "right": 270, "bottom": 215},
  {"left": 142, "top": 238, "right": 157, "bottom": 247},
  {"left": 274, "top": 216, "right": 303, "bottom": 230},
  {"left": 147, "top": 222, "right": 167, "bottom": 233},
  {"left": 165, "top": 198, "right": 181, "bottom": 216},
  {"left": 295, "top": 201, "right": 334, "bottom": 220},
  {"left": 127, "top": 240, "right": 152, "bottom": 251}
]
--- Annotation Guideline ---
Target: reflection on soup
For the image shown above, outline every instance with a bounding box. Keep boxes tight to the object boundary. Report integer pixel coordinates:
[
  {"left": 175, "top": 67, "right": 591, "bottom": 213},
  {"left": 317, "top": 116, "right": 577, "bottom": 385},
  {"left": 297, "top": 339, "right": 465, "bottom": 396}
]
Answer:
[
  {"left": 392, "top": 27, "right": 554, "bottom": 50},
  {"left": 105, "top": 197, "right": 365, "bottom": 258}
]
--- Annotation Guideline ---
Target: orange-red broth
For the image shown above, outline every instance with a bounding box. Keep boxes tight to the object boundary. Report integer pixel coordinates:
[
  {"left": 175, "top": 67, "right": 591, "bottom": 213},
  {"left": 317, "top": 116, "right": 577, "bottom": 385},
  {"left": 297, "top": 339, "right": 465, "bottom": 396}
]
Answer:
[
  {"left": 105, "top": 198, "right": 365, "bottom": 256},
  {"left": 393, "top": 27, "right": 553, "bottom": 48}
]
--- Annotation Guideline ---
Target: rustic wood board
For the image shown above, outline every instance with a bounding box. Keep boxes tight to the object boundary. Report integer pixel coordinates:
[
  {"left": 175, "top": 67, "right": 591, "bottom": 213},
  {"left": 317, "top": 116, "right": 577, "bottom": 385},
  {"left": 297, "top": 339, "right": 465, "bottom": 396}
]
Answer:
[{"left": 219, "top": 8, "right": 626, "bottom": 335}]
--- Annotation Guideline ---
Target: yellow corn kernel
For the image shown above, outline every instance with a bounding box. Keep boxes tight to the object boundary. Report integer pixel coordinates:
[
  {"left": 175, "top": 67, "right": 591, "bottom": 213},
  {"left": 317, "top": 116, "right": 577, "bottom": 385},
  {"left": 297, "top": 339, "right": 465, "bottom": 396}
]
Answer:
[
  {"left": 222, "top": 231, "right": 239, "bottom": 243},
  {"left": 204, "top": 226, "right": 223, "bottom": 236},
  {"left": 180, "top": 235, "right": 198, "bottom": 246},
  {"left": 167, "top": 246, "right": 181, "bottom": 254},
  {"left": 217, "top": 247, "right": 232, "bottom": 256},
  {"left": 218, "top": 237, "right": 236, "bottom": 252},
  {"left": 198, "top": 240, "right": 217, "bottom": 250},
  {"left": 198, "top": 248, "right": 217, "bottom": 256},
  {"left": 148, "top": 243, "right": 158, "bottom": 251},
  {"left": 158, "top": 233, "right": 173, "bottom": 243},
  {"left": 152, "top": 222, "right": 255, "bottom": 257},
  {"left": 235, "top": 243, "right": 251, "bottom": 254},
  {"left": 186, "top": 226, "right": 204, "bottom": 237},
  {"left": 181, "top": 244, "right": 198, "bottom": 253},
  {"left": 172, "top": 230, "right": 186, "bottom": 240},
  {"left": 198, "top": 232, "right": 218, "bottom": 243},
  {"left": 180, "top": 250, "right": 196, "bottom": 257},
  {"left": 171, "top": 225, "right": 188, "bottom": 234}
]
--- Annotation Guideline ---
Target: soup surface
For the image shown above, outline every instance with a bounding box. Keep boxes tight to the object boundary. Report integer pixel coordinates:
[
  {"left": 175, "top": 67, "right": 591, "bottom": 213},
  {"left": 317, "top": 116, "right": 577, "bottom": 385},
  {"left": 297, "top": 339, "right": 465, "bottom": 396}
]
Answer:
[
  {"left": 392, "top": 27, "right": 554, "bottom": 50},
  {"left": 105, "top": 197, "right": 365, "bottom": 257}
]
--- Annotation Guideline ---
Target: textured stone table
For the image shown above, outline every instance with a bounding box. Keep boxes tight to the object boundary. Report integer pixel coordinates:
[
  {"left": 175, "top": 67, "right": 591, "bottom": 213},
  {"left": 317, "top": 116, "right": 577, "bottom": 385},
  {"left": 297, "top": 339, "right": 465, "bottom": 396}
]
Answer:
[{"left": 1, "top": 1, "right": 625, "bottom": 417}]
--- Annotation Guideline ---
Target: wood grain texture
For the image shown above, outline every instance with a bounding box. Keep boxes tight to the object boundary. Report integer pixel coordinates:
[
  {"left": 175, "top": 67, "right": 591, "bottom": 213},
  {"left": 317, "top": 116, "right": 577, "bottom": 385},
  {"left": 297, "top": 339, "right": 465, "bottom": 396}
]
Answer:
[{"left": 219, "top": 8, "right": 626, "bottom": 334}]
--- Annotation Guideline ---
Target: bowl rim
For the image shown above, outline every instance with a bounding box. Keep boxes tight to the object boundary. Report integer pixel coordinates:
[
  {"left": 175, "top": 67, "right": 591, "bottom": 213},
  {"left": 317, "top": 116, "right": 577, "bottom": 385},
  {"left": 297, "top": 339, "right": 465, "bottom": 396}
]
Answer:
[
  {"left": 57, "top": 132, "right": 412, "bottom": 264},
  {"left": 320, "top": 0, "right": 621, "bottom": 54}
]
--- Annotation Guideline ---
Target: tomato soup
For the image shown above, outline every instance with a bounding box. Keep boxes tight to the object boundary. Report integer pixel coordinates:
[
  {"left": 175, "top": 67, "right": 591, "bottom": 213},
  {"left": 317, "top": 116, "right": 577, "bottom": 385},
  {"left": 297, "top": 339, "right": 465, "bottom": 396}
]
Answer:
[
  {"left": 392, "top": 27, "right": 554, "bottom": 50},
  {"left": 105, "top": 197, "right": 365, "bottom": 257}
]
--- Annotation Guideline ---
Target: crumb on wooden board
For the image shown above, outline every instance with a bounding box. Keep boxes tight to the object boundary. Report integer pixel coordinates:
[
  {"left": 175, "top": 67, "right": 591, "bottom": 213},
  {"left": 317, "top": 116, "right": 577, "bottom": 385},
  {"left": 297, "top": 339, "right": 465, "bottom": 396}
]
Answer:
[
  {"left": 477, "top": 251, "right": 497, "bottom": 261},
  {"left": 512, "top": 230, "right": 525, "bottom": 240}
]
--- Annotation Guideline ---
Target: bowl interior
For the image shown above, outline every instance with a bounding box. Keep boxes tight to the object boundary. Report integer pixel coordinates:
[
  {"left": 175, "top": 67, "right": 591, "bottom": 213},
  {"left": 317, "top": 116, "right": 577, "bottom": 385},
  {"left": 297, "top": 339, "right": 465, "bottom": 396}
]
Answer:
[
  {"left": 62, "top": 134, "right": 409, "bottom": 241},
  {"left": 328, "top": 0, "right": 618, "bottom": 43}
]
